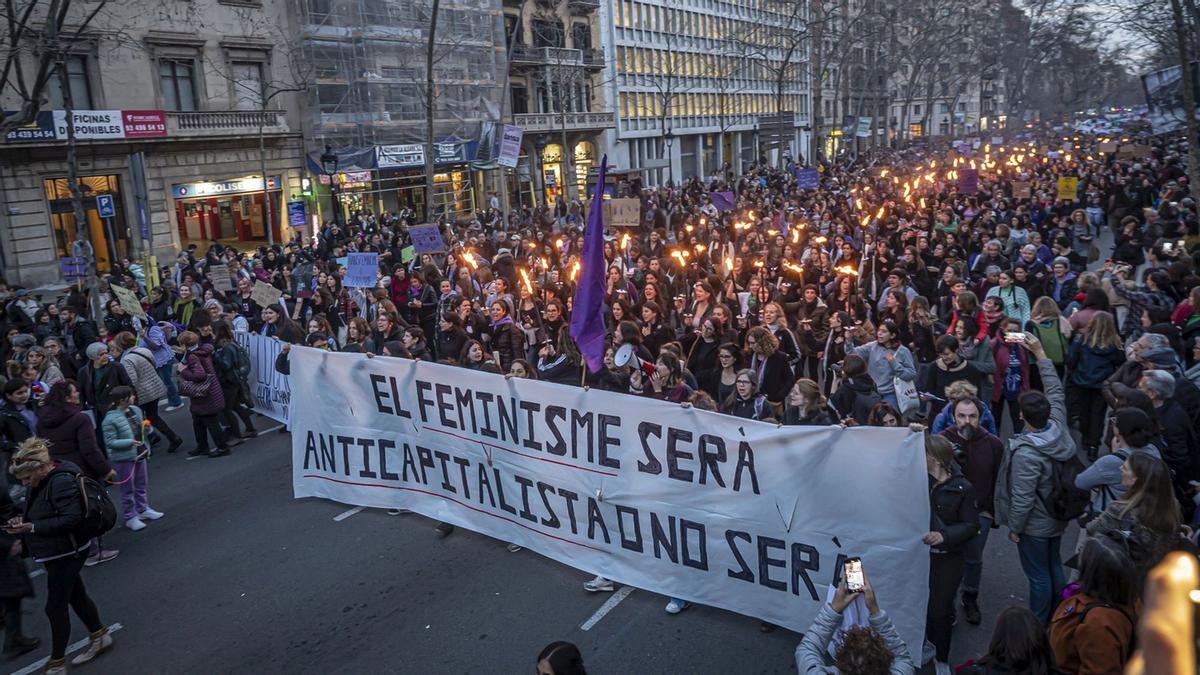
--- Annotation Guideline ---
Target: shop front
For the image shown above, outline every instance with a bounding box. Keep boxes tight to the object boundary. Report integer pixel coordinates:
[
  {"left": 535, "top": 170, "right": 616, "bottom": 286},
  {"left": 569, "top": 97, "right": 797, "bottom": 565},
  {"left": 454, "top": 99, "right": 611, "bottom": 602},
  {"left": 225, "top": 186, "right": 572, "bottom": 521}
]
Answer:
[
  {"left": 171, "top": 176, "right": 282, "bottom": 245},
  {"left": 374, "top": 140, "right": 479, "bottom": 218},
  {"left": 539, "top": 140, "right": 596, "bottom": 203}
]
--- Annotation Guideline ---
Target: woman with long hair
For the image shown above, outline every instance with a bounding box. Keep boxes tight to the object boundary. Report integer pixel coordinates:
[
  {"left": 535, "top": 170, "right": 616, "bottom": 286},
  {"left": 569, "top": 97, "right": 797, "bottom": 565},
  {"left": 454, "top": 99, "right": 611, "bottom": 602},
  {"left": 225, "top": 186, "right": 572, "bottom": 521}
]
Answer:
[
  {"left": 1048, "top": 538, "right": 1137, "bottom": 674},
  {"left": 1026, "top": 296, "right": 1072, "bottom": 377},
  {"left": 986, "top": 270, "right": 1031, "bottom": 327},
  {"left": 958, "top": 606, "right": 1057, "bottom": 674},
  {"left": 711, "top": 342, "right": 742, "bottom": 402},
  {"left": 344, "top": 317, "right": 371, "bottom": 352},
  {"left": 212, "top": 322, "right": 257, "bottom": 442},
  {"left": 1086, "top": 452, "right": 1181, "bottom": 584},
  {"left": 1066, "top": 312, "right": 1126, "bottom": 459},
  {"left": 851, "top": 319, "right": 917, "bottom": 410},
  {"left": 259, "top": 304, "right": 304, "bottom": 344},
  {"left": 720, "top": 369, "right": 768, "bottom": 420},
  {"left": 923, "top": 434, "right": 979, "bottom": 672},
  {"left": 745, "top": 325, "right": 794, "bottom": 412},
  {"left": 783, "top": 378, "right": 837, "bottom": 425}
]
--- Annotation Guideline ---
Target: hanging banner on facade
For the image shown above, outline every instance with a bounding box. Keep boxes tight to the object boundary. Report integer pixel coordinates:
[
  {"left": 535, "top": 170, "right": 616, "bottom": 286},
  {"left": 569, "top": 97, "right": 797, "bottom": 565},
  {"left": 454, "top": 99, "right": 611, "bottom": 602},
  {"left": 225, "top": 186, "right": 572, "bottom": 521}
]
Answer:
[
  {"left": 408, "top": 224, "right": 446, "bottom": 254},
  {"left": 44, "top": 110, "right": 168, "bottom": 141},
  {"left": 377, "top": 144, "right": 425, "bottom": 169},
  {"left": 498, "top": 125, "right": 524, "bottom": 168},
  {"left": 344, "top": 253, "right": 380, "bottom": 288},
  {"left": 288, "top": 350, "right": 931, "bottom": 653},
  {"left": 235, "top": 332, "right": 290, "bottom": 424}
]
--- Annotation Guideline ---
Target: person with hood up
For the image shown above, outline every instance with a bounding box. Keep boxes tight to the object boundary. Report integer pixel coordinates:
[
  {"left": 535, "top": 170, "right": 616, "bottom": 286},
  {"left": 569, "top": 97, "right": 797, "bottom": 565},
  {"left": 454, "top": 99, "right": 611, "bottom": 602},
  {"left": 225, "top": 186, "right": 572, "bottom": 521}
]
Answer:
[
  {"left": 994, "top": 332, "right": 1078, "bottom": 623},
  {"left": 176, "top": 331, "right": 229, "bottom": 458},
  {"left": 829, "top": 354, "right": 881, "bottom": 425}
]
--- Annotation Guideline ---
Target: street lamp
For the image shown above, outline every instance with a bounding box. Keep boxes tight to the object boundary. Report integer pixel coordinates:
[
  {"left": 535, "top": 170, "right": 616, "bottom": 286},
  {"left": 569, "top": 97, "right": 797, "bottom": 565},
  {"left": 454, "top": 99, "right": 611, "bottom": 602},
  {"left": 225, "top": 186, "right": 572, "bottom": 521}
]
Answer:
[
  {"left": 320, "top": 144, "right": 342, "bottom": 227},
  {"left": 663, "top": 128, "right": 674, "bottom": 188}
]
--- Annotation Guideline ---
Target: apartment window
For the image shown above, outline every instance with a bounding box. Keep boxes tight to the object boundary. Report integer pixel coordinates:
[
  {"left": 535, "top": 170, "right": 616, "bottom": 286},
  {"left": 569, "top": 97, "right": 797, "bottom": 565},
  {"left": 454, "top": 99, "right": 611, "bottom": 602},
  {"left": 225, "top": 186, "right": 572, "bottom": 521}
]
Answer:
[
  {"left": 938, "top": 102, "right": 949, "bottom": 114},
  {"left": 231, "top": 61, "right": 264, "bottom": 110},
  {"left": 912, "top": 104, "right": 921, "bottom": 116},
  {"left": 532, "top": 20, "right": 564, "bottom": 48},
  {"left": 511, "top": 85, "right": 528, "bottom": 115},
  {"left": 572, "top": 24, "right": 591, "bottom": 50},
  {"left": 46, "top": 55, "right": 93, "bottom": 109},
  {"left": 159, "top": 59, "right": 198, "bottom": 111}
]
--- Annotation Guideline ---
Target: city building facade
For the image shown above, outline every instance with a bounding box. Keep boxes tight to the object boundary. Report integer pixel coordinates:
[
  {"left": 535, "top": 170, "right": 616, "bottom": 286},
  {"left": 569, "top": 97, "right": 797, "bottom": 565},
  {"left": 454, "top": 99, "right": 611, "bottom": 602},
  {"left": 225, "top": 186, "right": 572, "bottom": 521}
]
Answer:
[
  {"left": 0, "top": 0, "right": 306, "bottom": 287},
  {"left": 600, "top": 0, "right": 812, "bottom": 186}
]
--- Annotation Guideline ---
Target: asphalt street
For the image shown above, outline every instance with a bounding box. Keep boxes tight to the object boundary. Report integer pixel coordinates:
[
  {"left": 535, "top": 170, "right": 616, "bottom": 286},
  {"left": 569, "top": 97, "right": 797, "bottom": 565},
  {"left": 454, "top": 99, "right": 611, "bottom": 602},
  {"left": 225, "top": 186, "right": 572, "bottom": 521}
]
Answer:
[{"left": 0, "top": 402, "right": 1080, "bottom": 675}]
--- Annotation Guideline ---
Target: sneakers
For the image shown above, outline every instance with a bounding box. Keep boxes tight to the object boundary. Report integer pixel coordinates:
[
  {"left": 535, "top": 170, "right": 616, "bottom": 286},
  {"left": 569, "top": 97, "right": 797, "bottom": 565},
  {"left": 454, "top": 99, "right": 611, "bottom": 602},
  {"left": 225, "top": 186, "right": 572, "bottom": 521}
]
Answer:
[
  {"left": 506, "top": 543, "right": 523, "bottom": 553},
  {"left": 125, "top": 517, "right": 146, "bottom": 532},
  {"left": 208, "top": 448, "right": 231, "bottom": 458},
  {"left": 84, "top": 549, "right": 119, "bottom": 567},
  {"left": 225, "top": 436, "right": 243, "bottom": 448},
  {"left": 186, "top": 447, "right": 209, "bottom": 457},
  {"left": 583, "top": 576, "right": 614, "bottom": 592},
  {"left": 385, "top": 509, "right": 410, "bottom": 516},
  {"left": 70, "top": 627, "right": 113, "bottom": 665},
  {"left": 44, "top": 658, "right": 66, "bottom": 674},
  {"left": 434, "top": 522, "right": 454, "bottom": 537},
  {"left": 163, "top": 403, "right": 185, "bottom": 412},
  {"left": 664, "top": 599, "right": 690, "bottom": 614},
  {"left": 961, "top": 593, "right": 982, "bottom": 625},
  {"left": 139, "top": 508, "right": 165, "bottom": 521},
  {"left": 934, "top": 662, "right": 952, "bottom": 675}
]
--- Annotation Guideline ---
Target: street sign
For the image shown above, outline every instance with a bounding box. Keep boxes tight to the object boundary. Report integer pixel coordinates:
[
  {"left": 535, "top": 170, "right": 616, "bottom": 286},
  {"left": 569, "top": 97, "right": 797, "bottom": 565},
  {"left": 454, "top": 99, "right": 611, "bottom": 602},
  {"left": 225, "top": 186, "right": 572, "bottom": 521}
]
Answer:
[{"left": 96, "top": 194, "right": 115, "bottom": 218}]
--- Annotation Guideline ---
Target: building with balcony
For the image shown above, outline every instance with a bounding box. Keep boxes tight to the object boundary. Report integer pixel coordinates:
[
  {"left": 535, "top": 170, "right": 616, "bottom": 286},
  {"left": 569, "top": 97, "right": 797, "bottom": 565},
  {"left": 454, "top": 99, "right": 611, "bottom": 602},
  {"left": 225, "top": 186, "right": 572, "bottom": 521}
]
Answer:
[
  {"left": 299, "top": 0, "right": 506, "bottom": 219},
  {"left": 0, "top": 0, "right": 307, "bottom": 287},
  {"left": 503, "top": 0, "right": 613, "bottom": 205},
  {"left": 601, "top": 0, "right": 811, "bottom": 186}
]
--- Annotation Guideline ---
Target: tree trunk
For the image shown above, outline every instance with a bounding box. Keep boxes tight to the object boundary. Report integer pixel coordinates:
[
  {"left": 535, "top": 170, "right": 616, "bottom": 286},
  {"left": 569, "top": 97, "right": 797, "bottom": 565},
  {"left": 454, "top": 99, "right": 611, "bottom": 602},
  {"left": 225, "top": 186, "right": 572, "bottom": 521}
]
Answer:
[
  {"left": 424, "top": 0, "right": 441, "bottom": 224},
  {"left": 1172, "top": 0, "right": 1200, "bottom": 192},
  {"left": 259, "top": 114, "right": 274, "bottom": 246}
]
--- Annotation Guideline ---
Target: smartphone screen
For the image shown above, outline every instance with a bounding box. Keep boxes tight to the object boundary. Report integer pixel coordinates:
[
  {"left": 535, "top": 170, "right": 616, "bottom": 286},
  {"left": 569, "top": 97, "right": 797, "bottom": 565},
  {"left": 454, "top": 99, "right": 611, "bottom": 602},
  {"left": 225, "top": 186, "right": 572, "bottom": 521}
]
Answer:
[{"left": 845, "top": 557, "right": 865, "bottom": 593}]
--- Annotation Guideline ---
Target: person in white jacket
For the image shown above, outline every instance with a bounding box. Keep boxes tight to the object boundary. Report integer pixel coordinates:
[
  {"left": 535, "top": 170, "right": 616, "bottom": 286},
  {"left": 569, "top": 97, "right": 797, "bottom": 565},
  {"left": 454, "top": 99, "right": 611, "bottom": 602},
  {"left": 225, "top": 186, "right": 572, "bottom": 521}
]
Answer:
[{"left": 796, "top": 572, "right": 915, "bottom": 674}]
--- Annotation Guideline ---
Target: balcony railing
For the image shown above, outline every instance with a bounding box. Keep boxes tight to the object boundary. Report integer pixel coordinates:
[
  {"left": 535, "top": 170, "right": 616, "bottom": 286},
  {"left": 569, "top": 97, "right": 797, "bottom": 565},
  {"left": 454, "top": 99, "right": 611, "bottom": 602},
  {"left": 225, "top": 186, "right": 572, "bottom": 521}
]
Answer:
[
  {"left": 166, "top": 110, "right": 289, "bottom": 137},
  {"left": 510, "top": 45, "right": 604, "bottom": 68},
  {"left": 567, "top": 0, "right": 601, "bottom": 11},
  {"left": 513, "top": 111, "right": 615, "bottom": 133}
]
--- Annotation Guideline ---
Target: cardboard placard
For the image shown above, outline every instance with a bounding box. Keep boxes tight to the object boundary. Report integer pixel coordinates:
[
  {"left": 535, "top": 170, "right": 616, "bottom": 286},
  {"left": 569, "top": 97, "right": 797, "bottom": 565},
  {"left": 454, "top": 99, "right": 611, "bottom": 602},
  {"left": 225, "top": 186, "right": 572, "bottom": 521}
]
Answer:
[
  {"left": 208, "top": 263, "right": 234, "bottom": 293},
  {"left": 1057, "top": 176, "right": 1079, "bottom": 202},
  {"left": 409, "top": 225, "right": 445, "bottom": 254},
  {"left": 1012, "top": 181, "right": 1032, "bottom": 199},
  {"left": 611, "top": 198, "right": 641, "bottom": 227},
  {"left": 400, "top": 246, "right": 415, "bottom": 264},
  {"left": 250, "top": 281, "right": 283, "bottom": 309},
  {"left": 344, "top": 252, "right": 380, "bottom": 288},
  {"left": 110, "top": 284, "right": 145, "bottom": 320},
  {"left": 1097, "top": 142, "right": 1117, "bottom": 154}
]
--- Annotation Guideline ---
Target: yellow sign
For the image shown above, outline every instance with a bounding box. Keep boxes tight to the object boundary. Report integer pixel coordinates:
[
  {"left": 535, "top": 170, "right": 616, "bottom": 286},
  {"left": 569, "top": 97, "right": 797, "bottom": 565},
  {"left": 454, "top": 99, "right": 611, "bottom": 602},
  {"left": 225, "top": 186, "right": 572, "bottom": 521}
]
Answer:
[{"left": 1057, "top": 177, "right": 1079, "bottom": 202}]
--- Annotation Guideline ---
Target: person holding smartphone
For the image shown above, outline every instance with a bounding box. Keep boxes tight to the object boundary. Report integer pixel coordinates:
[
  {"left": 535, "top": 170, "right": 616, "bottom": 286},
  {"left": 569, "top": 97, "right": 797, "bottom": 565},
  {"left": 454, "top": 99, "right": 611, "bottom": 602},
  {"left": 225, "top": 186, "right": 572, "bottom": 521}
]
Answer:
[{"left": 795, "top": 566, "right": 915, "bottom": 674}]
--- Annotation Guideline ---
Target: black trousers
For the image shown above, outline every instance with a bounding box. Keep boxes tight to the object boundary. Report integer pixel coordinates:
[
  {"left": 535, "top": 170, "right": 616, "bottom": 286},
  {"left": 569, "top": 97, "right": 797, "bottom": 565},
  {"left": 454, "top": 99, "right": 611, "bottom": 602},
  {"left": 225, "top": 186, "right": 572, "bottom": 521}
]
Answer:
[
  {"left": 142, "top": 398, "right": 181, "bottom": 445},
  {"left": 44, "top": 554, "right": 102, "bottom": 660},
  {"left": 219, "top": 385, "right": 255, "bottom": 437},
  {"left": 1067, "top": 385, "right": 1107, "bottom": 451},
  {"left": 926, "top": 551, "right": 966, "bottom": 663},
  {"left": 191, "top": 413, "right": 227, "bottom": 451},
  {"left": 1, "top": 595, "right": 23, "bottom": 643}
]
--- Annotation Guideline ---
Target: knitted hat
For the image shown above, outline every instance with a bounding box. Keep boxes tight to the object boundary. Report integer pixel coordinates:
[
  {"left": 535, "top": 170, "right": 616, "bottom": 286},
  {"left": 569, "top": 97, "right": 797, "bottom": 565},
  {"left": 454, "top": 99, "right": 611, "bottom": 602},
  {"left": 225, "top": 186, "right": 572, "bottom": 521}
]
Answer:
[{"left": 1052, "top": 256, "right": 1070, "bottom": 268}]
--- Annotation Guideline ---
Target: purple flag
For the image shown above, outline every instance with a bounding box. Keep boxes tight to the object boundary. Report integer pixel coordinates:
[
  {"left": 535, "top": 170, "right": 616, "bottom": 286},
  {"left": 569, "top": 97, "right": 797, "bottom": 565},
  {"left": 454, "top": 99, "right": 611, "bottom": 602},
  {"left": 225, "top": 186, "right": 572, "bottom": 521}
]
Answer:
[
  {"left": 709, "top": 191, "right": 735, "bottom": 211},
  {"left": 570, "top": 155, "right": 609, "bottom": 374}
]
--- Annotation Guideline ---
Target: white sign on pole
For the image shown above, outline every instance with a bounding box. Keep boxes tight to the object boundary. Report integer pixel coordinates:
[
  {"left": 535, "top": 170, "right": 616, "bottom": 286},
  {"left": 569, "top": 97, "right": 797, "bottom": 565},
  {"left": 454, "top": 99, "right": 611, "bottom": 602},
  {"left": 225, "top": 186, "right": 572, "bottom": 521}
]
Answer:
[
  {"left": 498, "top": 125, "right": 524, "bottom": 168},
  {"left": 288, "top": 351, "right": 931, "bottom": 652}
]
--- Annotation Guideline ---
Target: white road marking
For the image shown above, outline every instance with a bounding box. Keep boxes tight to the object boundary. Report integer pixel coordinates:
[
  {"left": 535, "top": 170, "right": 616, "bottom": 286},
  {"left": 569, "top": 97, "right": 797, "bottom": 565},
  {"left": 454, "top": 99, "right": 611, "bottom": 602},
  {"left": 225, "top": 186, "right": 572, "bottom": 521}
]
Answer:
[
  {"left": 9, "top": 622, "right": 123, "bottom": 675},
  {"left": 333, "top": 506, "right": 365, "bottom": 522},
  {"left": 256, "top": 424, "right": 285, "bottom": 435},
  {"left": 580, "top": 585, "right": 634, "bottom": 631}
]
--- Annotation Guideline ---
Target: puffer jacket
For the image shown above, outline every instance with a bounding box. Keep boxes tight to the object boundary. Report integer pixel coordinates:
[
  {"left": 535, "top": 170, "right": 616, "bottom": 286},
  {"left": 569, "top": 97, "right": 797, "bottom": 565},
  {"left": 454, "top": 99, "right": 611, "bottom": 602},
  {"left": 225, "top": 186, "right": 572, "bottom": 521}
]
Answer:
[
  {"left": 489, "top": 320, "right": 525, "bottom": 373},
  {"left": 101, "top": 405, "right": 145, "bottom": 463},
  {"left": 179, "top": 344, "right": 225, "bottom": 416},
  {"left": 35, "top": 402, "right": 110, "bottom": 481},
  {"left": 120, "top": 347, "right": 167, "bottom": 405},
  {"left": 995, "top": 359, "right": 1078, "bottom": 538},
  {"left": 795, "top": 603, "right": 915, "bottom": 674},
  {"left": 20, "top": 461, "right": 91, "bottom": 562}
]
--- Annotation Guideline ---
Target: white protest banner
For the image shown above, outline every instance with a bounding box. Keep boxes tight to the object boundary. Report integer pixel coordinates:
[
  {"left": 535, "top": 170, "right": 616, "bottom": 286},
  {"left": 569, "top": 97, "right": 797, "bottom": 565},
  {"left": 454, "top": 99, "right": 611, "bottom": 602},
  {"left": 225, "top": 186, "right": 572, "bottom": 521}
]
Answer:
[
  {"left": 235, "top": 332, "right": 290, "bottom": 424},
  {"left": 344, "top": 252, "right": 379, "bottom": 288},
  {"left": 289, "top": 350, "right": 930, "bottom": 651},
  {"left": 610, "top": 198, "right": 641, "bottom": 227}
]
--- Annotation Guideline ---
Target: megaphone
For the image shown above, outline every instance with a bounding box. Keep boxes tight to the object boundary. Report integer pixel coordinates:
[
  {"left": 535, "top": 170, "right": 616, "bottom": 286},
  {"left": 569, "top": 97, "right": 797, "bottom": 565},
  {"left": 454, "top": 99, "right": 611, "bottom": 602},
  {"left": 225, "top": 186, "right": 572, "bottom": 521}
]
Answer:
[{"left": 614, "top": 343, "right": 656, "bottom": 377}]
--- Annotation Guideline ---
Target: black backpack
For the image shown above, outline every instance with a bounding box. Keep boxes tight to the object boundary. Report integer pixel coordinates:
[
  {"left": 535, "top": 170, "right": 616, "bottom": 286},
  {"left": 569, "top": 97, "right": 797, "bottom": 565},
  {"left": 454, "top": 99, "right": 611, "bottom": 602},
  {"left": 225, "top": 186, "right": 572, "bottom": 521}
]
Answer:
[
  {"left": 60, "top": 470, "right": 117, "bottom": 542},
  {"left": 1042, "top": 454, "right": 1092, "bottom": 522}
]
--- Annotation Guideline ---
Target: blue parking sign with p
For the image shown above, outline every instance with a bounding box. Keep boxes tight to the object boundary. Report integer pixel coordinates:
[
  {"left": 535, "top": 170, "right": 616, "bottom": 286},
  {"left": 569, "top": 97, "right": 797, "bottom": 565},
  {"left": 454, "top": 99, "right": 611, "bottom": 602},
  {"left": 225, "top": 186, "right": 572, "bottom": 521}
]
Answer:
[{"left": 96, "top": 195, "right": 115, "bottom": 218}]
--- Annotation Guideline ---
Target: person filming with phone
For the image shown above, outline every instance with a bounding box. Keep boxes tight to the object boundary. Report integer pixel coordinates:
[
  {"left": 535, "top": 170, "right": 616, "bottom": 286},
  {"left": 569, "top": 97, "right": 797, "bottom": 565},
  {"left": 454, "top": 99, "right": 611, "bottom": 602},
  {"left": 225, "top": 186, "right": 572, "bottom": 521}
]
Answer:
[{"left": 795, "top": 563, "right": 915, "bottom": 674}]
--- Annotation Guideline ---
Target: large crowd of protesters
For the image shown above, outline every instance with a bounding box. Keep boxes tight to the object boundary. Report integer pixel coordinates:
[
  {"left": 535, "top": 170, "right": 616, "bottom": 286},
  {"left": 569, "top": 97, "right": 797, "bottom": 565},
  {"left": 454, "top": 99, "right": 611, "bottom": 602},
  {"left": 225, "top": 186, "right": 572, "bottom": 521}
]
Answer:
[{"left": 2, "top": 121, "right": 1200, "bottom": 674}]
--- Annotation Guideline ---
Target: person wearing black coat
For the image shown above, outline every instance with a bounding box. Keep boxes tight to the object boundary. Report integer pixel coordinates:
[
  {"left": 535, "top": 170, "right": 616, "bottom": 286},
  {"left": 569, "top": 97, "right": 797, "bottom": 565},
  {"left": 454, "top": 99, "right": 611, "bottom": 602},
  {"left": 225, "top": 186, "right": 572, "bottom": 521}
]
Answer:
[
  {"left": 76, "top": 343, "right": 133, "bottom": 423},
  {"left": 8, "top": 450, "right": 109, "bottom": 669},
  {"left": 0, "top": 488, "right": 37, "bottom": 656},
  {"left": 745, "top": 326, "right": 794, "bottom": 411},
  {"left": 487, "top": 301, "right": 525, "bottom": 373},
  {"left": 924, "top": 435, "right": 980, "bottom": 668},
  {"left": 435, "top": 313, "right": 469, "bottom": 363},
  {"left": 57, "top": 306, "right": 99, "bottom": 370},
  {"left": 0, "top": 380, "right": 36, "bottom": 460}
]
